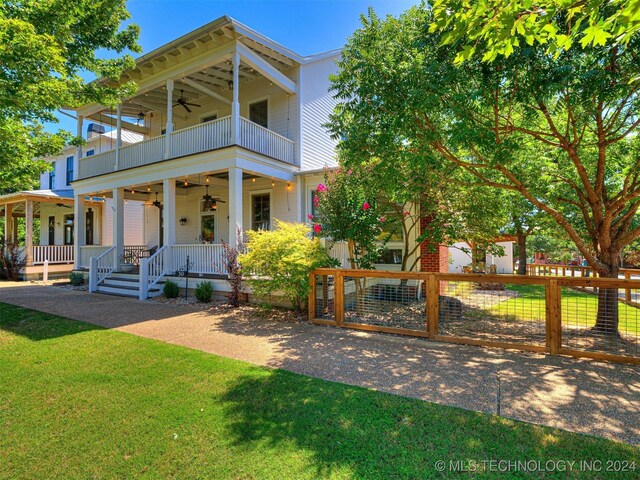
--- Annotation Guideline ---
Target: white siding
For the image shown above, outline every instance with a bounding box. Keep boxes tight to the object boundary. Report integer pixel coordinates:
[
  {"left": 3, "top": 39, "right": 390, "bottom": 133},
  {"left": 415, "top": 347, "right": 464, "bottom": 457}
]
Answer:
[
  {"left": 300, "top": 55, "right": 340, "bottom": 171},
  {"left": 101, "top": 198, "right": 145, "bottom": 246}
]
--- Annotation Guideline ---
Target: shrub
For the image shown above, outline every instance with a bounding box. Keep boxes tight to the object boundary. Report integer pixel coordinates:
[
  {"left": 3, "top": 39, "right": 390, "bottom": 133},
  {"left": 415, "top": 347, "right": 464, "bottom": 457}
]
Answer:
[
  {"left": 69, "top": 272, "right": 85, "bottom": 286},
  {"left": 163, "top": 280, "right": 179, "bottom": 298},
  {"left": 222, "top": 228, "right": 245, "bottom": 308},
  {"left": 239, "top": 220, "right": 337, "bottom": 313},
  {"left": 194, "top": 281, "right": 213, "bottom": 303},
  {"left": 0, "top": 241, "right": 25, "bottom": 281}
]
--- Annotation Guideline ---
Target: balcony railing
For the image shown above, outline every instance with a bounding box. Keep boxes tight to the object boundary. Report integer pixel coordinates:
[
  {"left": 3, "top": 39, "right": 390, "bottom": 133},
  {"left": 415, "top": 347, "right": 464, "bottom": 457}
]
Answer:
[{"left": 78, "top": 115, "right": 296, "bottom": 180}]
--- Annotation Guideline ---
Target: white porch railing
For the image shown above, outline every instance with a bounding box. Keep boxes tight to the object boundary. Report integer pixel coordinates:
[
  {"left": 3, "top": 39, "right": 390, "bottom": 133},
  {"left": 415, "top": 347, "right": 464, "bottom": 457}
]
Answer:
[
  {"left": 32, "top": 245, "right": 74, "bottom": 265},
  {"left": 239, "top": 117, "right": 296, "bottom": 166},
  {"left": 89, "top": 246, "right": 117, "bottom": 293},
  {"left": 76, "top": 116, "right": 297, "bottom": 180},
  {"left": 119, "top": 136, "right": 165, "bottom": 170},
  {"left": 172, "top": 244, "right": 227, "bottom": 275},
  {"left": 79, "top": 245, "right": 113, "bottom": 269},
  {"left": 78, "top": 149, "right": 117, "bottom": 179},
  {"left": 171, "top": 116, "right": 232, "bottom": 158},
  {"left": 139, "top": 245, "right": 170, "bottom": 300}
]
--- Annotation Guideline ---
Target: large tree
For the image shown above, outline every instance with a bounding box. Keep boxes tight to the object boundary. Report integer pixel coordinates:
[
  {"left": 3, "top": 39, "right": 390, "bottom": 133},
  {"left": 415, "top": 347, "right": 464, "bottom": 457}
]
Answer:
[
  {"left": 0, "top": 0, "right": 140, "bottom": 192},
  {"left": 328, "top": 5, "right": 640, "bottom": 334}
]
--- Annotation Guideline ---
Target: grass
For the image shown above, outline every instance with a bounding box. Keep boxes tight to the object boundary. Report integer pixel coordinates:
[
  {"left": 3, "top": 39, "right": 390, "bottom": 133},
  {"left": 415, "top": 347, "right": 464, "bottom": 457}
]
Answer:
[
  {"left": 1, "top": 302, "right": 638, "bottom": 479},
  {"left": 486, "top": 284, "right": 640, "bottom": 335}
]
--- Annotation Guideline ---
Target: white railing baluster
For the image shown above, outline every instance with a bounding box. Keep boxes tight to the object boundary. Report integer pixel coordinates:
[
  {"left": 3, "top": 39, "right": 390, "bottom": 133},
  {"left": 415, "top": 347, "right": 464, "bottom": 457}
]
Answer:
[{"left": 89, "top": 246, "right": 117, "bottom": 292}]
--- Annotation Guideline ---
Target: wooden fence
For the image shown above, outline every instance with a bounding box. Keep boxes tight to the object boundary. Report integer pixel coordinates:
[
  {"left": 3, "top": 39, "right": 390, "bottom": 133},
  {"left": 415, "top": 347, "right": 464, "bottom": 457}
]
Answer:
[{"left": 309, "top": 268, "right": 640, "bottom": 364}]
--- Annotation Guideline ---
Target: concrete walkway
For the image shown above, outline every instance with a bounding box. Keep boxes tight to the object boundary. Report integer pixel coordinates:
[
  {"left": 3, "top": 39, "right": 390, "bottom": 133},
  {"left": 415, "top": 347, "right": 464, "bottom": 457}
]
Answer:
[{"left": 1, "top": 282, "right": 639, "bottom": 445}]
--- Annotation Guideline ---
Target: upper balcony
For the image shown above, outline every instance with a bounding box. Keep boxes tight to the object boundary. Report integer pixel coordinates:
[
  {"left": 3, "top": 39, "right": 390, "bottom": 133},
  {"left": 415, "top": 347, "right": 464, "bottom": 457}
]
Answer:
[
  {"left": 74, "top": 16, "right": 301, "bottom": 181},
  {"left": 78, "top": 115, "right": 296, "bottom": 179}
]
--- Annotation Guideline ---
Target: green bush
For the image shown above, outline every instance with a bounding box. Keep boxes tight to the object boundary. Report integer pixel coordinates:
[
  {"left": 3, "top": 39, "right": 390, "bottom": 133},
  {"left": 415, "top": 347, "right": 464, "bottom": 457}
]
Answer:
[
  {"left": 194, "top": 281, "right": 213, "bottom": 303},
  {"left": 239, "top": 220, "right": 337, "bottom": 313},
  {"left": 163, "top": 281, "right": 179, "bottom": 298},
  {"left": 69, "top": 272, "right": 85, "bottom": 286}
]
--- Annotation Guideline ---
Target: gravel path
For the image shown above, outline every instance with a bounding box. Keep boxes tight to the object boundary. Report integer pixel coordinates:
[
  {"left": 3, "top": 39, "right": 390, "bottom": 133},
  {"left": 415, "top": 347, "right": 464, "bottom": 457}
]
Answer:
[{"left": 1, "top": 281, "right": 639, "bottom": 445}]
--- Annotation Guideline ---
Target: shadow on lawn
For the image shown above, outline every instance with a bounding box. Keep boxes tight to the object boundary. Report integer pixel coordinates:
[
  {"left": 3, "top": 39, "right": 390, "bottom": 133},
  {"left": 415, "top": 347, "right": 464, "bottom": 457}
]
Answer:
[
  {"left": 211, "top": 312, "right": 640, "bottom": 445},
  {"left": 0, "top": 302, "right": 103, "bottom": 341}
]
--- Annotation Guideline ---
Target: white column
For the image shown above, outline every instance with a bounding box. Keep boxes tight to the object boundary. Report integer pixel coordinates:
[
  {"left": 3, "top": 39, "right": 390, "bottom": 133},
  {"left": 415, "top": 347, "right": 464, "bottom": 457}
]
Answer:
[
  {"left": 163, "top": 178, "right": 176, "bottom": 247},
  {"left": 3, "top": 204, "right": 12, "bottom": 245},
  {"left": 25, "top": 200, "right": 33, "bottom": 266},
  {"left": 164, "top": 78, "right": 174, "bottom": 159},
  {"left": 113, "top": 188, "right": 124, "bottom": 269},
  {"left": 75, "top": 115, "right": 83, "bottom": 182},
  {"left": 231, "top": 51, "right": 240, "bottom": 144},
  {"left": 115, "top": 104, "right": 122, "bottom": 170},
  {"left": 73, "top": 195, "right": 85, "bottom": 270},
  {"left": 228, "top": 167, "right": 243, "bottom": 247}
]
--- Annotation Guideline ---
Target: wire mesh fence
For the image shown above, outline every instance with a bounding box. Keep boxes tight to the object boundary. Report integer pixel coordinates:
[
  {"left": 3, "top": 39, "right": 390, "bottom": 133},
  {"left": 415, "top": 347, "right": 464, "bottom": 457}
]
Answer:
[
  {"left": 560, "top": 283, "right": 640, "bottom": 358},
  {"left": 437, "top": 278, "right": 547, "bottom": 347},
  {"left": 313, "top": 273, "right": 335, "bottom": 323},
  {"left": 309, "top": 269, "right": 640, "bottom": 364},
  {"left": 342, "top": 274, "right": 426, "bottom": 333}
]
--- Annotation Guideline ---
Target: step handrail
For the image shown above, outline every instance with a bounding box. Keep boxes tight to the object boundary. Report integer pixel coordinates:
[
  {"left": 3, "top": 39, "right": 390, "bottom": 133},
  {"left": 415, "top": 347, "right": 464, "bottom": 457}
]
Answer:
[
  {"left": 139, "top": 245, "right": 170, "bottom": 300},
  {"left": 89, "top": 246, "right": 117, "bottom": 292}
]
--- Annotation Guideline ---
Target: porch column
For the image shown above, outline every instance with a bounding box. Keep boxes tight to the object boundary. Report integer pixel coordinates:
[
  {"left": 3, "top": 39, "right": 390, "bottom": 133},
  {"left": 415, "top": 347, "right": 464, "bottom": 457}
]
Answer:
[
  {"left": 113, "top": 188, "right": 124, "bottom": 269},
  {"left": 73, "top": 195, "right": 85, "bottom": 269},
  {"left": 164, "top": 78, "right": 174, "bottom": 159},
  {"left": 25, "top": 200, "right": 33, "bottom": 266},
  {"left": 228, "top": 167, "right": 243, "bottom": 247},
  {"left": 3, "top": 203, "right": 12, "bottom": 244},
  {"left": 12, "top": 217, "right": 18, "bottom": 244},
  {"left": 115, "top": 103, "right": 122, "bottom": 170},
  {"left": 75, "top": 115, "right": 83, "bottom": 181},
  {"left": 231, "top": 51, "right": 240, "bottom": 144},
  {"left": 163, "top": 178, "right": 176, "bottom": 247}
]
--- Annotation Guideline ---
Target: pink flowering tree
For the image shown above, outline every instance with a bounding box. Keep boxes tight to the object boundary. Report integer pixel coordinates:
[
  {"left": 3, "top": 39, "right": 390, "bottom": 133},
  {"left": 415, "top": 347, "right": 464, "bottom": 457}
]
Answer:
[{"left": 311, "top": 168, "right": 385, "bottom": 270}]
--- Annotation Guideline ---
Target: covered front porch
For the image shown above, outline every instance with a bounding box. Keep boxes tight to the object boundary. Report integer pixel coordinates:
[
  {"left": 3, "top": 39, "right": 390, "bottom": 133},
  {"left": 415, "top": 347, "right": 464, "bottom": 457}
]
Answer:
[{"left": 75, "top": 156, "right": 300, "bottom": 298}]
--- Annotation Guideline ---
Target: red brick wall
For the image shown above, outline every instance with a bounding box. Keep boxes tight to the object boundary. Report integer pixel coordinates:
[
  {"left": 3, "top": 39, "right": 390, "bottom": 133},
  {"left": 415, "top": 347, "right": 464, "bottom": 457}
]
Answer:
[{"left": 419, "top": 216, "right": 449, "bottom": 273}]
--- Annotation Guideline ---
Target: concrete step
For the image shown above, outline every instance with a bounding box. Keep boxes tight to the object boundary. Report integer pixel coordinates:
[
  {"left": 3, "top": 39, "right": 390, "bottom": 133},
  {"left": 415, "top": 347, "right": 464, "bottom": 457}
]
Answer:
[{"left": 95, "top": 272, "right": 164, "bottom": 299}]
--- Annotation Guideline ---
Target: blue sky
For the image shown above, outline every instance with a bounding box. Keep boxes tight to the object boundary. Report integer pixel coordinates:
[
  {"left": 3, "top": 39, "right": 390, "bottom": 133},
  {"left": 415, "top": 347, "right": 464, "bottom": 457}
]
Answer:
[{"left": 52, "top": 0, "right": 415, "bottom": 133}]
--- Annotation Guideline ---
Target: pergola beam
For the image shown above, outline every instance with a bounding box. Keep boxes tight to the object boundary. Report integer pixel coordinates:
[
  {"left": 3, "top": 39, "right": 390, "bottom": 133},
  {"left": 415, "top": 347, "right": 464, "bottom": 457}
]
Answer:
[
  {"left": 181, "top": 78, "right": 231, "bottom": 105},
  {"left": 236, "top": 42, "right": 297, "bottom": 94}
]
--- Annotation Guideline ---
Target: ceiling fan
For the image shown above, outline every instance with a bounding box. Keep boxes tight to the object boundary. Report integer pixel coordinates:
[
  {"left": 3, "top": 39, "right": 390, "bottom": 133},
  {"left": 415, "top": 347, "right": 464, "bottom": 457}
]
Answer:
[
  {"left": 173, "top": 90, "right": 201, "bottom": 113},
  {"left": 152, "top": 193, "right": 162, "bottom": 209},
  {"left": 202, "top": 184, "right": 226, "bottom": 211}
]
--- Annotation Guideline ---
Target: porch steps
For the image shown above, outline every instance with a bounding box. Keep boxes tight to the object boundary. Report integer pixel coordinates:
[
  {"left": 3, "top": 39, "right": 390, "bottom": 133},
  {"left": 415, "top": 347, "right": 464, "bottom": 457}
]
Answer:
[{"left": 95, "top": 273, "right": 164, "bottom": 299}]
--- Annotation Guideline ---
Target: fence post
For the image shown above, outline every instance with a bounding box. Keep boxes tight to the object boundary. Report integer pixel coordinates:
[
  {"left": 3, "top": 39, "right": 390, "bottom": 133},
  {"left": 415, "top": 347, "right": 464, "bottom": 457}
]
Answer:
[
  {"left": 89, "top": 257, "right": 98, "bottom": 293},
  {"left": 43, "top": 260, "right": 49, "bottom": 283},
  {"left": 139, "top": 257, "right": 149, "bottom": 301},
  {"left": 308, "top": 271, "right": 316, "bottom": 322},
  {"left": 427, "top": 274, "right": 439, "bottom": 338},
  {"left": 625, "top": 271, "right": 631, "bottom": 302},
  {"left": 334, "top": 270, "right": 344, "bottom": 326},
  {"left": 546, "top": 279, "right": 561, "bottom": 355}
]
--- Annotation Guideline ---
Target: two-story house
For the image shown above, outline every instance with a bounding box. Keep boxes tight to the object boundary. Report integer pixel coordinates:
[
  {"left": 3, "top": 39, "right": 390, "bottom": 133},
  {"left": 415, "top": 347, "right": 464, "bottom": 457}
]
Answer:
[{"left": 62, "top": 16, "right": 343, "bottom": 297}]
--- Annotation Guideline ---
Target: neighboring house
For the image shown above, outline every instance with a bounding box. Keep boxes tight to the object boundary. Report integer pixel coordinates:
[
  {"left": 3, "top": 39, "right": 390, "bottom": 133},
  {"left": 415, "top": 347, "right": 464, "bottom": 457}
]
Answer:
[
  {"left": 0, "top": 125, "right": 144, "bottom": 279},
  {"left": 2, "top": 15, "right": 448, "bottom": 293},
  {"left": 448, "top": 239, "right": 516, "bottom": 274}
]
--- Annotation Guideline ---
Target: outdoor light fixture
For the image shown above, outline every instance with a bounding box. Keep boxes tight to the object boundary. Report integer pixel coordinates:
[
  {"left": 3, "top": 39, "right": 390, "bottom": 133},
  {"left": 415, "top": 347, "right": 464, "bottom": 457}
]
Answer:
[
  {"left": 184, "top": 179, "right": 188, "bottom": 187},
  {"left": 271, "top": 180, "right": 275, "bottom": 187},
  {"left": 227, "top": 80, "right": 233, "bottom": 90},
  {"left": 252, "top": 177, "right": 256, "bottom": 183},
  {"left": 287, "top": 183, "right": 291, "bottom": 190},
  {"left": 179, "top": 217, "right": 187, "bottom": 226},
  {"left": 147, "top": 186, "right": 151, "bottom": 192}
]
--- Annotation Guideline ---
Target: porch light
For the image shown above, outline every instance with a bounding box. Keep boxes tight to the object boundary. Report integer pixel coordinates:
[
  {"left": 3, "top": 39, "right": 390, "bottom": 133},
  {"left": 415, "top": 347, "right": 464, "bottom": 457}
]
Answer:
[
  {"left": 184, "top": 179, "right": 188, "bottom": 187},
  {"left": 227, "top": 80, "right": 233, "bottom": 90},
  {"left": 147, "top": 186, "right": 151, "bottom": 192},
  {"left": 206, "top": 176, "right": 210, "bottom": 183},
  {"left": 179, "top": 217, "right": 187, "bottom": 226},
  {"left": 287, "top": 183, "right": 291, "bottom": 191},
  {"left": 271, "top": 180, "right": 275, "bottom": 187}
]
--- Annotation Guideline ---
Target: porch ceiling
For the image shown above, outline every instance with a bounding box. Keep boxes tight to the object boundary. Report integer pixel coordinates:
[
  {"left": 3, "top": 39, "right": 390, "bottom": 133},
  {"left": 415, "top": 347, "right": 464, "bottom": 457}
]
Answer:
[{"left": 88, "top": 17, "right": 297, "bottom": 119}]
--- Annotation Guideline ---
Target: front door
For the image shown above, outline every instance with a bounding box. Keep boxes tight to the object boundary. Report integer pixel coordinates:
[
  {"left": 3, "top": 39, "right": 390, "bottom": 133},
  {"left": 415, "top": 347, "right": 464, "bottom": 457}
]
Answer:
[
  {"left": 63, "top": 214, "right": 74, "bottom": 245},
  {"left": 200, "top": 213, "right": 216, "bottom": 243},
  {"left": 85, "top": 209, "right": 94, "bottom": 245},
  {"left": 48, "top": 216, "right": 55, "bottom": 245}
]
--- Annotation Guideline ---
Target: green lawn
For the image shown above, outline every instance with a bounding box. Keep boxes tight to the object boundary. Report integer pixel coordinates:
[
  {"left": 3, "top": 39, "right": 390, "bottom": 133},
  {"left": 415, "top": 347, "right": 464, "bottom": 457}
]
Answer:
[
  {"left": 1, "top": 303, "right": 638, "bottom": 479},
  {"left": 487, "top": 285, "right": 640, "bottom": 335}
]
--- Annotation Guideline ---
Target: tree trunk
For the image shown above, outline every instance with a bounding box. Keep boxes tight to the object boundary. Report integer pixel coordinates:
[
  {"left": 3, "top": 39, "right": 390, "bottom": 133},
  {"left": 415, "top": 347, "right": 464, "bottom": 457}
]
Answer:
[
  {"left": 592, "top": 255, "right": 620, "bottom": 335},
  {"left": 516, "top": 228, "right": 527, "bottom": 275}
]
